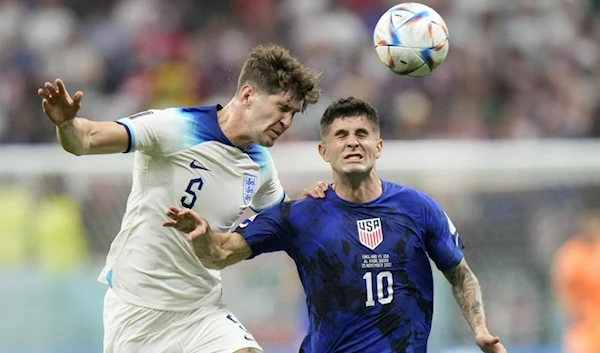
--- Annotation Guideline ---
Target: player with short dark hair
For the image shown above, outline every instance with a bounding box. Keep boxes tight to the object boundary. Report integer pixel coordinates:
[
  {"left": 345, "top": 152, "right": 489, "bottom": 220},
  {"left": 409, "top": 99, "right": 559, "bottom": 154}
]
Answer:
[
  {"left": 38, "top": 44, "right": 321, "bottom": 353},
  {"left": 165, "top": 97, "right": 507, "bottom": 353}
]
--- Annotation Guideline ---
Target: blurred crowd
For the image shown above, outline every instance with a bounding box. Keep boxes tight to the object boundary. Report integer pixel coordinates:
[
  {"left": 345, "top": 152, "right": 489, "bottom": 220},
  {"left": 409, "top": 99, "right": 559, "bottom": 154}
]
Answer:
[{"left": 0, "top": 0, "right": 599, "bottom": 144}]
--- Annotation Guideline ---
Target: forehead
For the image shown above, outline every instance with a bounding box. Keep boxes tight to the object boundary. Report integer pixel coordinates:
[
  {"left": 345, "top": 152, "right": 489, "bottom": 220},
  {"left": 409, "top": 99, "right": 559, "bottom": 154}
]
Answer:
[
  {"left": 329, "top": 115, "right": 374, "bottom": 132},
  {"left": 268, "top": 91, "right": 301, "bottom": 109}
]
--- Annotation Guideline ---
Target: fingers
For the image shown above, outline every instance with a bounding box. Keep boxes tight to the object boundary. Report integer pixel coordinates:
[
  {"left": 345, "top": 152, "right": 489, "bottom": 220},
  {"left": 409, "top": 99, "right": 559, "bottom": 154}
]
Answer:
[
  {"left": 187, "top": 223, "right": 208, "bottom": 242},
  {"left": 169, "top": 206, "right": 183, "bottom": 213},
  {"left": 298, "top": 181, "right": 329, "bottom": 199},
  {"left": 309, "top": 188, "right": 325, "bottom": 198},
  {"left": 56, "top": 79, "right": 67, "bottom": 95},
  {"left": 177, "top": 208, "right": 203, "bottom": 223},
  {"left": 41, "top": 98, "right": 51, "bottom": 113},
  {"left": 166, "top": 206, "right": 181, "bottom": 220},
  {"left": 38, "top": 79, "right": 81, "bottom": 104},
  {"left": 72, "top": 90, "right": 84, "bottom": 105},
  {"left": 186, "top": 214, "right": 208, "bottom": 241},
  {"left": 164, "top": 206, "right": 208, "bottom": 239},
  {"left": 38, "top": 88, "right": 50, "bottom": 100},
  {"left": 162, "top": 220, "right": 176, "bottom": 227},
  {"left": 45, "top": 82, "right": 59, "bottom": 97},
  {"left": 312, "top": 181, "right": 328, "bottom": 198},
  {"left": 166, "top": 206, "right": 185, "bottom": 219},
  {"left": 38, "top": 81, "right": 63, "bottom": 106},
  {"left": 316, "top": 181, "right": 328, "bottom": 191}
]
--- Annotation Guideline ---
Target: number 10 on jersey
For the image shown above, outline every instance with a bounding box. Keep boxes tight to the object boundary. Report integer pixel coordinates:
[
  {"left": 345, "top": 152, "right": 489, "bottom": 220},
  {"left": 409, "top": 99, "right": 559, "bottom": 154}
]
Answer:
[{"left": 363, "top": 271, "right": 393, "bottom": 307}]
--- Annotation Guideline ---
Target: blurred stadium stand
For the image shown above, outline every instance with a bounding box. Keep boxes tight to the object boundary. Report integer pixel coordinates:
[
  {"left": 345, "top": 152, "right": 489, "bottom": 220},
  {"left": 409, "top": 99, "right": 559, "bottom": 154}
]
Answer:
[{"left": 0, "top": 0, "right": 599, "bottom": 352}]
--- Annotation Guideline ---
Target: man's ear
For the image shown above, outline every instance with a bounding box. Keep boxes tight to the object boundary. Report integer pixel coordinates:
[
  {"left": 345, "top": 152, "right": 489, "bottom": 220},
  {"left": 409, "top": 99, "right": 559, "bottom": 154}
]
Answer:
[
  {"left": 375, "top": 138, "right": 383, "bottom": 159},
  {"left": 238, "top": 84, "right": 254, "bottom": 107},
  {"left": 318, "top": 142, "right": 329, "bottom": 162}
]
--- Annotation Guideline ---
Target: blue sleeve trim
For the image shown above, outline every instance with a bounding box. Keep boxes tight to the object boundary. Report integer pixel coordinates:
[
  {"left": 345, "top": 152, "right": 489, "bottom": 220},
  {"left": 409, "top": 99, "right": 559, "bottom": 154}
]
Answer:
[
  {"left": 106, "top": 269, "right": 113, "bottom": 288},
  {"left": 115, "top": 121, "right": 133, "bottom": 153},
  {"left": 250, "top": 191, "right": 286, "bottom": 213}
]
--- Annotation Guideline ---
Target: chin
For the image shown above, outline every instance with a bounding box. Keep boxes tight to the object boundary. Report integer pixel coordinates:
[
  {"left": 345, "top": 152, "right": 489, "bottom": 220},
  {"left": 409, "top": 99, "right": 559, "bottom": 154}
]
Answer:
[
  {"left": 341, "top": 165, "right": 369, "bottom": 174},
  {"left": 265, "top": 136, "right": 278, "bottom": 146},
  {"left": 258, "top": 137, "right": 276, "bottom": 147}
]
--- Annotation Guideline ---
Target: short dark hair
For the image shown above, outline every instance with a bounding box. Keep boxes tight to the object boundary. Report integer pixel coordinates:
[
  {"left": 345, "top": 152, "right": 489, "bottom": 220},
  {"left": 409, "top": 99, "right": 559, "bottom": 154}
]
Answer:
[
  {"left": 319, "top": 97, "right": 380, "bottom": 138},
  {"left": 237, "top": 44, "right": 321, "bottom": 112}
]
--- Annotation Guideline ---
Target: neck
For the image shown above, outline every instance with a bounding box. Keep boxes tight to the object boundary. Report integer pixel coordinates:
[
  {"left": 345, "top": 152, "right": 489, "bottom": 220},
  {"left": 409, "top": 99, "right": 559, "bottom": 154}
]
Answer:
[
  {"left": 332, "top": 170, "right": 382, "bottom": 203},
  {"left": 218, "top": 100, "right": 252, "bottom": 149}
]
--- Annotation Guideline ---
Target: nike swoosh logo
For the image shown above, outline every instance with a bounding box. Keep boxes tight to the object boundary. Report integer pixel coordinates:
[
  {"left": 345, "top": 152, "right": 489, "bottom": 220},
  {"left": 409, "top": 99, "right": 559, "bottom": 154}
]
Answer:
[
  {"left": 190, "top": 160, "right": 210, "bottom": 171},
  {"left": 238, "top": 222, "right": 249, "bottom": 229},
  {"left": 244, "top": 335, "right": 255, "bottom": 341}
]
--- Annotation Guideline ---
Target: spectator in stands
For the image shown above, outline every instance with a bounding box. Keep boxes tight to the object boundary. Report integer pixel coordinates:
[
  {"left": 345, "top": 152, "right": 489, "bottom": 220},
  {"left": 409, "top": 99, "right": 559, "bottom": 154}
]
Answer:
[
  {"left": 553, "top": 210, "right": 600, "bottom": 353},
  {"left": 0, "top": 0, "right": 598, "bottom": 143}
]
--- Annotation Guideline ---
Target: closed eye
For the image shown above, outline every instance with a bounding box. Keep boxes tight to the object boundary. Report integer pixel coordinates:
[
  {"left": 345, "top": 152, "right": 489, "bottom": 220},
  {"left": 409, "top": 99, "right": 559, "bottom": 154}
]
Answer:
[
  {"left": 334, "top": 130, "right": 349, "bottom": 139},
  {"left": 355, "top": 128, "right": 370, "bottom": 137},
  {"left": 279, "top": 105, "right": 300, "bottom": 114}
]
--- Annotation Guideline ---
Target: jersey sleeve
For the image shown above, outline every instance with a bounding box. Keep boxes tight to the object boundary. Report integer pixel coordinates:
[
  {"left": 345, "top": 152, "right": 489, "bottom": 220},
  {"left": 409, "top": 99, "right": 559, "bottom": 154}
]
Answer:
[
  {"left": 116, "top": 109, "right": 187, "bottom": 155},
  {"left": 422, "top": 194, "right": 464, "bottom": 271},
  {"left": 249, "top": 149, "right": 286, "bottom": 212},
  {"left": 235, "top": 202, "right": 296, "bottom": 257}
]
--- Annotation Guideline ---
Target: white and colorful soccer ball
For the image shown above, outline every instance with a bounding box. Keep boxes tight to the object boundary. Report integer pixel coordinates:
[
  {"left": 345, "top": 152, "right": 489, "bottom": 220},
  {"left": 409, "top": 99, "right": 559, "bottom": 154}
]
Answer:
[{"left": 373, "top": 2, "right": 449, "bottom": 77}]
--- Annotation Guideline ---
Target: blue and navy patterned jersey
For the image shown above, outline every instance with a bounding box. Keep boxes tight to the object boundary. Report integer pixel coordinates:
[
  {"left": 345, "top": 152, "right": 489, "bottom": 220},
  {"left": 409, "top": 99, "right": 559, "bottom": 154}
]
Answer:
[{"left": 236, "top": 180, "right": 464, "bottom": 353}]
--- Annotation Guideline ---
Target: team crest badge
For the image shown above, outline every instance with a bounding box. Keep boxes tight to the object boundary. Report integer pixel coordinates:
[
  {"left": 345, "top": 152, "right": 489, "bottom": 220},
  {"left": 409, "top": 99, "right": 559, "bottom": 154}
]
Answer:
[
  {"left": 243, "top": 173, "right": 258, "bottom": 205},
  {"left": 357, "top": 218, "right": 383, "bottom": 250}
]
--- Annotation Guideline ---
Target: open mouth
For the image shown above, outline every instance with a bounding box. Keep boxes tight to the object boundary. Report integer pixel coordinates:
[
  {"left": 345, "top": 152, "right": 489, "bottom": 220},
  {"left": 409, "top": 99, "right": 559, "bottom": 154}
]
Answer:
[{"left": 344, "top": 153, "right": 363, "bottom": 162}]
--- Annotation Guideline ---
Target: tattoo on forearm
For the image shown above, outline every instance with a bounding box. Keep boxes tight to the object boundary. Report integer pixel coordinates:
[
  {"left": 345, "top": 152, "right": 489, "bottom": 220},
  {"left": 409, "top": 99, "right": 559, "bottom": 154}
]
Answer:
[{"left": 444, "top": 262, "right": 486, "bottom": 334}]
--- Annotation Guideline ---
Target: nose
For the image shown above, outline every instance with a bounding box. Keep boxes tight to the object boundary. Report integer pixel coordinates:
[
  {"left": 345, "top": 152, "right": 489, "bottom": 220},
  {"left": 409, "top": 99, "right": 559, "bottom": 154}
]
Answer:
[
  {"left": 280, "top": 112, "right": 293, "bottom": 130},
  {"left": 346, "top": 134, "right": 359, "bottom": 148}
]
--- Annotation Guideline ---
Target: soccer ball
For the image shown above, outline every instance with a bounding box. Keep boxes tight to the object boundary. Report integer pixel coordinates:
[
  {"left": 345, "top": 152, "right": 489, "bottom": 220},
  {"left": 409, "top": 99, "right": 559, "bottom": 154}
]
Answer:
[{"left": 373, "top": 2, "right": 449, "bottom": 77}]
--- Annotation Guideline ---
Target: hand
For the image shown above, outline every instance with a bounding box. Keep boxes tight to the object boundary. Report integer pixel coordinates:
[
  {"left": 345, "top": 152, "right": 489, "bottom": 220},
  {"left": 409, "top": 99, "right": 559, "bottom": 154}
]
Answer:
[
  {"left": 164, "top": 206, "right": 217, "bottom": 262},
  {"left": 297, "top": 181, "right": 328, "bottom": 199},
  {"left": 163, "top": 206, "right": 207, "bottom": 240},
  {"left": 475, "top": 334, "right": 507, "bottom": 353},
  {"left": 37, "top": 79, "right": 83, "bottom": 127}
]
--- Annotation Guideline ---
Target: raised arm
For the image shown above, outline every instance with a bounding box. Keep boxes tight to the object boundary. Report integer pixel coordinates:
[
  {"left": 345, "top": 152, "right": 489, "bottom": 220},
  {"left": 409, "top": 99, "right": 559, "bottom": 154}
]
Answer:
[
  {"left": 442, "top": 259, "right": 506, "bottom": 353},
  {"left": 38, "top": 79, "right": 128, "bottom": 155},
  {"left": 163, "top": 207, "right": 252, "bottom": 270}
]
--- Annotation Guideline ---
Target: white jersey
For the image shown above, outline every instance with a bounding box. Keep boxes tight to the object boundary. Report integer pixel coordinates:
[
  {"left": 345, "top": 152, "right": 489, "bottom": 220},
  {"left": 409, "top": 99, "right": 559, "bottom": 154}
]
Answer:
[{"left": 97, "top": 105, "right": 285, "bottom": 311}]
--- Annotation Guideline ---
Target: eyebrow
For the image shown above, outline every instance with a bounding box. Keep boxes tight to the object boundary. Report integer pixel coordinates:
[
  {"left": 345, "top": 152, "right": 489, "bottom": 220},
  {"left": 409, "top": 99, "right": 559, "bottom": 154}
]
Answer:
[
  {"left": 280, "top": 102, "right": 301, "bottom": 113},
  {"left": 333, "top": 127, "right": 370, "bottom": 136}
]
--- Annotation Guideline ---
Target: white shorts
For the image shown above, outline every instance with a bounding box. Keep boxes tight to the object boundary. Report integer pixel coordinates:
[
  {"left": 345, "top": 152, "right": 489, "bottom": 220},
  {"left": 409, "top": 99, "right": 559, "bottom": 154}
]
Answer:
[{"left": 103, "top": 289, "right": 263, "bottom": 353}]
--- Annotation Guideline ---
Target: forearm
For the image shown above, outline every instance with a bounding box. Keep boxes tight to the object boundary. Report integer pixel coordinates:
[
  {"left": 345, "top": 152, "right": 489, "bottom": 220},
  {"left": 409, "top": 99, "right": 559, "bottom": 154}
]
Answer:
[
  {"left": 444, "top": 260, "right": 489, "bottom": 335},
  {"left": 452, "top": 274, "right": 488, "bottom": 334},
  {"left": 57, "top": 118, "right": 129, "bottom": 155},
  {"left": 192, "top": 232, "right": 252, "bottom": 270},
  {"left": 56, "top": 118, "right": 92, "bottom": 155}
]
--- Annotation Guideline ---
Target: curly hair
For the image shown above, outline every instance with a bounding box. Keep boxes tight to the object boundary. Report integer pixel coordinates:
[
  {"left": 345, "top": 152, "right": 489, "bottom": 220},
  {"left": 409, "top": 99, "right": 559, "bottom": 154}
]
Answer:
[{"left": 237, "top": 44, "right": 321, "bottom": 112}]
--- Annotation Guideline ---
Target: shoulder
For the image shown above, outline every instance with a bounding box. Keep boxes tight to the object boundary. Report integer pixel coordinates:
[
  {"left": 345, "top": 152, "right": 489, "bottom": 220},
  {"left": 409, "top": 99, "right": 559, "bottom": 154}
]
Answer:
[
  {"left": 383, "top": 180, "right": 436, "bottom": 207},
  {"left": 124, "top": 105, "right": 218, "bottom": 125},
  {"left": 244, "top": 144, "right": 274, "bottom": 171},
  {"left": 270, "top": 197, "right": 324, "bottom": 218},
  {"left": 167, "top": 104, "right": 232, "bottom": 144}
]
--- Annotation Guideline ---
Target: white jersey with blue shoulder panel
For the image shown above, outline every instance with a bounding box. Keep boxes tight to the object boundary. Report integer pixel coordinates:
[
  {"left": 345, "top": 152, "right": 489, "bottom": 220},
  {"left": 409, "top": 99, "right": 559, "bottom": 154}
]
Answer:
[{"left": 97, "top": 105, "right": 285, "bottom": 311}]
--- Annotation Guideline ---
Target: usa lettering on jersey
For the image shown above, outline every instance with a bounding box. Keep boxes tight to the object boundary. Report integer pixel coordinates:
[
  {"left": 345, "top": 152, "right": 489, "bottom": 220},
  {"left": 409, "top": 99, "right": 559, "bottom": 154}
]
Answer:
[
  {"left": 243, "top": 173, "right": 258, "bottom": 205},
  {"left": 357, "top": 218, "right": 383, "bottom": 250}
]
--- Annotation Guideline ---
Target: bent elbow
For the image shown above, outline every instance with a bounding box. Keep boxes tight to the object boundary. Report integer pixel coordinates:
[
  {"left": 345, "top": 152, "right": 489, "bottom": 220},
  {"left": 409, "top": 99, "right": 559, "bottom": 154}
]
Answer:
[
  {"left": 68, "top": 149, "right": 84, "bottom": 156},
  {"left": 202, "top": 260, "right": 226, "bottom": 270},
  {"left": 62, "top": 144, "right": 87, "bottom": 156}
]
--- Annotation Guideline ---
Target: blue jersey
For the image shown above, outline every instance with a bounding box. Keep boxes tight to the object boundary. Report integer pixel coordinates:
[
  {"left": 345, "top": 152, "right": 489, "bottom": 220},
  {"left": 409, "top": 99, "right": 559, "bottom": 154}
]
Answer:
[{"left": 236, "top": 181, "right": 464, "bottom": 353}]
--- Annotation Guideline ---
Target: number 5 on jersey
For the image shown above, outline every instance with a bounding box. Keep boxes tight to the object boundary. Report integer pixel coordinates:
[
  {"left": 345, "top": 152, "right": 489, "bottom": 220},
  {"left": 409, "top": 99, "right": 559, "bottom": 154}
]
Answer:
[
  {"left": 363, "top": 271, "right": 393, "bottom": 307},
  {"left": 181, "top": 178, "right": 204, "bottom": 209}
]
